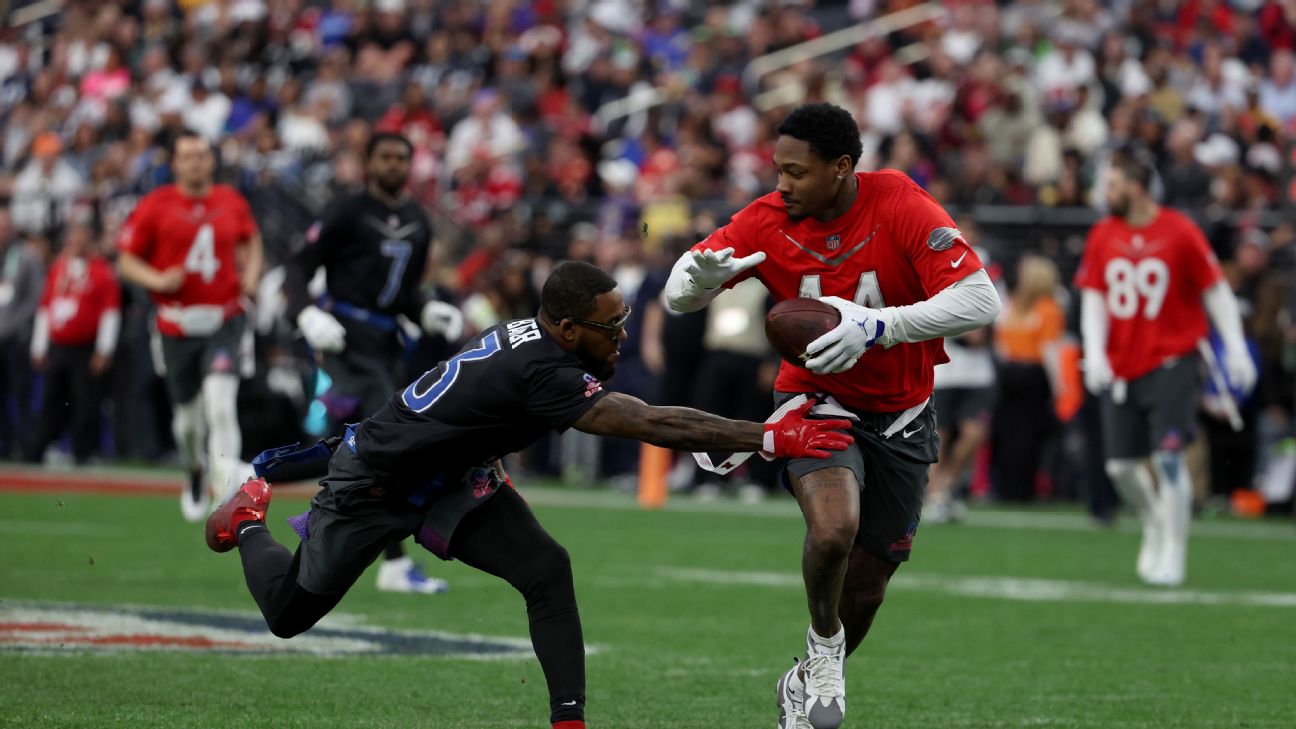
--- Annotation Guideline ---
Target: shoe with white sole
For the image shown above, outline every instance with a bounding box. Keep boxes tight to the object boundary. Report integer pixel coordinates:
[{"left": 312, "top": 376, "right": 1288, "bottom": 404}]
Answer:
[
  {"left": 376, "top": 557, "right": 449, "bottom": 594},
  {"left": 180, "top": 470, "right": 209, "bottom": 523},
  {"left": 801, "top": 650, "right": 846, "bottom": 729},
  {"left": 776, "top": 660, "right": 812, "bottom": 729}
]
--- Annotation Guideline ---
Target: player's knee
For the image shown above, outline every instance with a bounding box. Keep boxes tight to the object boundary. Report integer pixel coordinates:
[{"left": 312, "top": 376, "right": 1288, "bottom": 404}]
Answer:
[
  {"left": 518, "top": 543, "right": 575, "bottom": 611},
  {"left": 265, "top": 615, "right": 308, "bottom": 639},
  {"left": 807, "top": 519, "right": 858, "bottom": 558}
]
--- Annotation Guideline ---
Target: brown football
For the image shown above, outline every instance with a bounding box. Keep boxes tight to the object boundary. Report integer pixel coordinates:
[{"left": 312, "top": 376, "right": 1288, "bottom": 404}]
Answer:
[{"left": 765, "top": 298, "right": 841, "bottom": 368}]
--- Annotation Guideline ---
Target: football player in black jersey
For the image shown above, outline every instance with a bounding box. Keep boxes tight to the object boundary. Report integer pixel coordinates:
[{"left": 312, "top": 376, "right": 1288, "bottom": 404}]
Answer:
[
  {"left": 208, "top": 261, "right": 853, "bottom": 729},
  {"left": 284, "top": 131, "right": 463, "bottom": 594}
]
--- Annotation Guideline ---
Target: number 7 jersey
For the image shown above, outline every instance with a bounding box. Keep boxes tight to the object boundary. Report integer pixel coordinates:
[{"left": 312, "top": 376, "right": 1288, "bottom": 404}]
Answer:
[
  {"left": 693, "top": 170, "right": 984, "bottom": 412},
  {"left": 1074, "top": 207, "right": 1223, "bottom": 381},
  {"left": 118, "top": 184, "right": 259, "bottom": 336}
]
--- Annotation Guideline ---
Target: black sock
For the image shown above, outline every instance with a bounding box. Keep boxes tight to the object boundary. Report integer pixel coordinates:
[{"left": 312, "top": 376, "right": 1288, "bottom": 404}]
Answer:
[
  {"left": 383, "top": 541, "right": 405, "bottom": 561},
  {"left": 189, "top": 470, "right": 204, "bottom": 500},
  {"left": 238, "top": 527, "right": 294, "bottom": 618}
]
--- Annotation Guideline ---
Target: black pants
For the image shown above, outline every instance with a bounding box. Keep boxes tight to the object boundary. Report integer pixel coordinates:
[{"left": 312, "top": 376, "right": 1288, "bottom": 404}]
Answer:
[
  {"left": 29, "top": 343, "right": 104, "bottom": 462},
  {"left": 991, "top": 361, "right": 1056, "bottom": 502},
  {"left": 238, "top": 485, "right": 585, "bottom": 723},
  {"left": 0, "top": 335, "right": 34, "bottom": 459}
]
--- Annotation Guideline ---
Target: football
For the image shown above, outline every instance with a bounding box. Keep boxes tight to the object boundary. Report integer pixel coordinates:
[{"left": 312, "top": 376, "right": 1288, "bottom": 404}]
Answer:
[{"left": 765, "top": 298, "right": 841, "bottom": 368}]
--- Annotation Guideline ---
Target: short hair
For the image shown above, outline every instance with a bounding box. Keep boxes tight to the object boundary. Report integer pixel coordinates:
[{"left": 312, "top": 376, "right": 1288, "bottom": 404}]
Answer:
[
  {"left": 167, "top": 130, "right": 211, "bottom": 160},
  {"left": 366, "top": 132, "right": 413, "bottom": 158},
  {"left": 1111, "top": 148, "right": 1155, "bottom": 191},
  {"left": 542, "top": 261, "right": 617, "bottom": 321},
  {"left": 776, "top": 103, "right": 863, "bottom": 168}
]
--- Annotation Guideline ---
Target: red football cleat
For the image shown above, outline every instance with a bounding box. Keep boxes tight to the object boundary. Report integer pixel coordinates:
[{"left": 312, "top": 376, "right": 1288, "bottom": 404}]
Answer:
[{"left": 205, "top": 477, "right": 272, "bottom": 553}]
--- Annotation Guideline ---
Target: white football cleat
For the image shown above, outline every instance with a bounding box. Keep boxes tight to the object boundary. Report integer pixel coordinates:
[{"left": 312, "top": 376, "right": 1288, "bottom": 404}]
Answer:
[
  {"left": 180, "top": 470, "right": 209, "bottom": 523},
  {"left": 801, "top": 650, "right": 846, "bottom": 729},
  {"left": 376, "top": 557, "right": 449, "bottom": 594},
  {"left": 776, "top": 660, "right": 812, "bottom": 729}
]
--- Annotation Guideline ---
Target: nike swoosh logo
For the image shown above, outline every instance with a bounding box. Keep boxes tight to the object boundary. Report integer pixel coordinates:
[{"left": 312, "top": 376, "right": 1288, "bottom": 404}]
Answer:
[
  {"left": 780, "top": 226, "right": 879, "bottom": 267},
  {"left": 902, "top": 425, "right": 923, "bottom": 438},
  {"left": 560, "top": 701, "right": 579, "bottom": 706},
  {"left": 950, "top": 251, "right": 969, "bottom": 268}
]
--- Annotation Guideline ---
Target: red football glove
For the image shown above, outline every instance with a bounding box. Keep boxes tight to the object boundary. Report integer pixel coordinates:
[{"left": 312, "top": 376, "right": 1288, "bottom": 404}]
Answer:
[{"left": 762, "top": 399, "right": 854, "bottom": 459}]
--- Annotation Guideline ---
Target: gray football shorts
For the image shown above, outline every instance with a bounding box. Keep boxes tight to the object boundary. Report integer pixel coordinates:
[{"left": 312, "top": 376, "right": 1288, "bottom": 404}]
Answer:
[
  {"left": 1102, "top": 354, "right": 1200, "bottom": 460},
  {"left": 154, "top": 314, "right": 249, "bottom": 404},
  {"left": 777, "top": 392, "right": 940, "bottom": 563}
]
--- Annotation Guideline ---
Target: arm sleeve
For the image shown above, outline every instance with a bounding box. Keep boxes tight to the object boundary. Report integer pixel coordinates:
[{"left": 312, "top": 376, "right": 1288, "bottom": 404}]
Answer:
[
  {"left": 93, "top": 262, "right": 122, "bottom": 357},
  {"left": 1203, "top": 281, "right": 1247, "bottom": 355},
  {"left": 889, "top": 185, "right": 984, "bottom": 295},
  {"left": 283, "top": 208, "right": 343, "bottom": 322},
  {"left": 116, "top": 196, "right": 154, "bottom": 259},
  {"left": 1079, "top": 288, "right": 1108, "bottom": 363},
  {"left": 881, "top": 269, "right": 1001, "bottom": 345},
  {"left": 30, "top": 309, "right": 49, "bottom": 359},
  {"left": 526, "top": 365, "right": 610, "bottom": 432}
]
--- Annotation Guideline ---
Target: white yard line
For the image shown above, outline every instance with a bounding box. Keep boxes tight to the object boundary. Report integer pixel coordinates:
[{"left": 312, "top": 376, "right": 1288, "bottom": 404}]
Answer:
[{"left": 657, "top": 567, "right": 1296, "bottom": 608}]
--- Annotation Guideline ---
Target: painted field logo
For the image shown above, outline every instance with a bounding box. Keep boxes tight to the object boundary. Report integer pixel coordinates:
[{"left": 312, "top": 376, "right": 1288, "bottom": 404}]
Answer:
[{"left": 0, "top": 602, "right": 535, "bottom": 658}]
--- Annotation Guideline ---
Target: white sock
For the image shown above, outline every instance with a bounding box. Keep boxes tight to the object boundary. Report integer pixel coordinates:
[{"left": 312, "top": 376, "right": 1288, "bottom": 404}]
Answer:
[{"left": 808, "top": 624, "right": 846, "bottom": 655}]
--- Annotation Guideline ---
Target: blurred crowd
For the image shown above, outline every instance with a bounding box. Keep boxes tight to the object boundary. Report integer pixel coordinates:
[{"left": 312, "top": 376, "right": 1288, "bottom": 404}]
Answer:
[{"left": 1, "top": 0, "right": 1295, "bottom": 515}]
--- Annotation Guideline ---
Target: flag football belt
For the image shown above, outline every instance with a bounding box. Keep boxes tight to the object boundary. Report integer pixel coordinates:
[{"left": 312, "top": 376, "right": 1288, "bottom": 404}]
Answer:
[
  {"left": 320, "top": 296, "right": 398, "bottom": 333},
  {"left": 691, "top": 393, "right": 859, "bottom": 475}
]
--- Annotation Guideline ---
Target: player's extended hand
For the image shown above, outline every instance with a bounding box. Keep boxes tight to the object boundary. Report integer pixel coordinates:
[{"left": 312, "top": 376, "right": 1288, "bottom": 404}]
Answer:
[
  {"left": 804, "top": 296, "right": 894, "bottom": 374},
  {"left": 297, "top": 305, "right": 347, "bottom": 353},
  {"left": 421, "top": 300, "right": 464, "bottom": 342},
  {"left": 762, "top": 399, "right": 854, "bottom": 459},
  {"left": 681, "top": 247, "right": 766, "bottom": 290},
  {"left": 1224, "top": 346, "right": 1258, "bottom": 395},
  {"left": 1082, "top": 353, "right": 1114, "bottom": 394}
]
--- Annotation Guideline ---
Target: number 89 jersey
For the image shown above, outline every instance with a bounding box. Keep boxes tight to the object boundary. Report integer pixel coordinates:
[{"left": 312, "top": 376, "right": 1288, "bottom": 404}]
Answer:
[
  {"left": 1074, "top": 207, "right": 1223, "bottom": 381},
  {"left": 118, "top": 184, "right": 259, "bottom": 336}
]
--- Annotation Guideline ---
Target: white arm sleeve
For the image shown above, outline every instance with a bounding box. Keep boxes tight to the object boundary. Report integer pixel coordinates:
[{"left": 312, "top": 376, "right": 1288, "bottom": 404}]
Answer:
[
  {"left": 94, "top": 309, "right": 122, "bottom": 357},
  {"left": 663, "top": 252, "right": 724, "bottom": 314},
  {"left": 880, "top": 269, "right": 1001, "bottom": 346},
  {"left": 1080, "top": 288, "right": 1108, "bottom": 363},
  {"left": 30, "top": 309, "right": 49, "bottom": 359},
  {"left": 1203, "top": 280, "right": 1247, "bottom": 354}
]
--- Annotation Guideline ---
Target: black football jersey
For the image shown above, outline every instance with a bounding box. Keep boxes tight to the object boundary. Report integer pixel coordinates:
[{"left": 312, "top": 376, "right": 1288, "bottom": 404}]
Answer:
[
  {"left": 354, "top": 317, "right": 609, "bottom": 484},
  {"left": 286, "top": 192, "right": 433, "bottom": 324}
]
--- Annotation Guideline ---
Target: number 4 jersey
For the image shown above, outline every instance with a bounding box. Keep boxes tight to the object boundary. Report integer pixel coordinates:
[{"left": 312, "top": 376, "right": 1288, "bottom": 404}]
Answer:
[
  {"left": 693, "top": 170, "right": 984, "bottom": 412},
  {"left": 1075, "top": 207, "right": 1223, "bottom": 381},
  {"left": 118, "top": 184, "right": 259, "bottom": 337},
  {"left": 354, "top": 318, "right": 609, "bottom": 487}
]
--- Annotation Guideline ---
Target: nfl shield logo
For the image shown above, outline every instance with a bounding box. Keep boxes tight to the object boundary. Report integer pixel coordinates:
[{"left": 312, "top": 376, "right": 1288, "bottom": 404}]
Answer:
[
  {"left": 825, "top": 234, "right": 841, "bottom": 251},
  {"left": 388, "top": 214, "right": 400, "bottom": 228}
]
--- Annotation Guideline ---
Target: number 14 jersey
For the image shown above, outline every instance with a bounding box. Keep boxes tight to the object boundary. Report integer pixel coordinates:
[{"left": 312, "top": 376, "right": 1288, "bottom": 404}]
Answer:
[
  {"left": 1075, "top": 207, "right": 1222, "bottom": 381},
  {"left": 693, "top": 170, "right": 984, "bottom": 412}
]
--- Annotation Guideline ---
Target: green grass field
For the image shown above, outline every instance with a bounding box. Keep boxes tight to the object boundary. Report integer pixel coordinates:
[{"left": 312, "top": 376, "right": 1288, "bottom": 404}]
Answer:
[{"left": 2, "top": 478, "right": 1294, "bottom": 728}]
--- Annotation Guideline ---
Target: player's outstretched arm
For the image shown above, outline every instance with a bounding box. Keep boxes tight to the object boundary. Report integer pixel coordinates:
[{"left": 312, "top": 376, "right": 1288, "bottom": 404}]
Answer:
[
  {"left": 573, "top": 393, "right": 851, "bottom": 458},
  {"left": 663, "top": 247, "right": 766, "bottom": 313}
]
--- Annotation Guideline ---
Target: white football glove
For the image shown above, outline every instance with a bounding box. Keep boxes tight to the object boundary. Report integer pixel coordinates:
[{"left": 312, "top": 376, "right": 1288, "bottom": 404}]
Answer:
[
  {"left": 681, "top": 247, "right": 767, "bottom": 290},
  {"left": 1223, "top": 346, "right": 1257, "bottom": 396},
  {"left": 804, "top": 296, "right": 895, "bottom": 374},
  {"left": 1082, "top": 353, "right": 1114, "bottom": 395},
  {"left": 421, "top": 300, "right": 464, "bottom": 342},
  {"left": 297, "top": 305, "right": 347, "bottom": 353}
]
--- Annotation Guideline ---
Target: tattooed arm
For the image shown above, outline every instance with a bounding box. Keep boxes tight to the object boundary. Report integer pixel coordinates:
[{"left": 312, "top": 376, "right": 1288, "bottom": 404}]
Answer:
[{"left": 572, "top": 393, "right": 854, "bottom": 458}]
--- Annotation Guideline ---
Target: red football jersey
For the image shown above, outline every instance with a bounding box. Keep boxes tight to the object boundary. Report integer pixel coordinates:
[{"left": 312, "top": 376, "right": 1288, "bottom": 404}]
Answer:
[
  {"left": 40, "top": 255, "right": 121, "bottom": 346},
  {"left": 118, "top": 184, "right": 258, "bottom": 336},
  {"left": 1074, "top": 207, "right": 1222, "bottom": 380},
  {"left": 694, "top": 170, "right": 984, "bottom": 412}
]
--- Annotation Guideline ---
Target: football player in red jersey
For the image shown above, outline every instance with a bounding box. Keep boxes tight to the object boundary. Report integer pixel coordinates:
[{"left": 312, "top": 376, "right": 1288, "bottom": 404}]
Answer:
[
  {"left": 118, "top": 131, "right": 264, "bottom": 521},
  {"left": 664, "top": 104, "right": 1001, "bottom": 729},
  {"left": 1076, "top": 152, "right": 1255, "bottom": 587}
]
